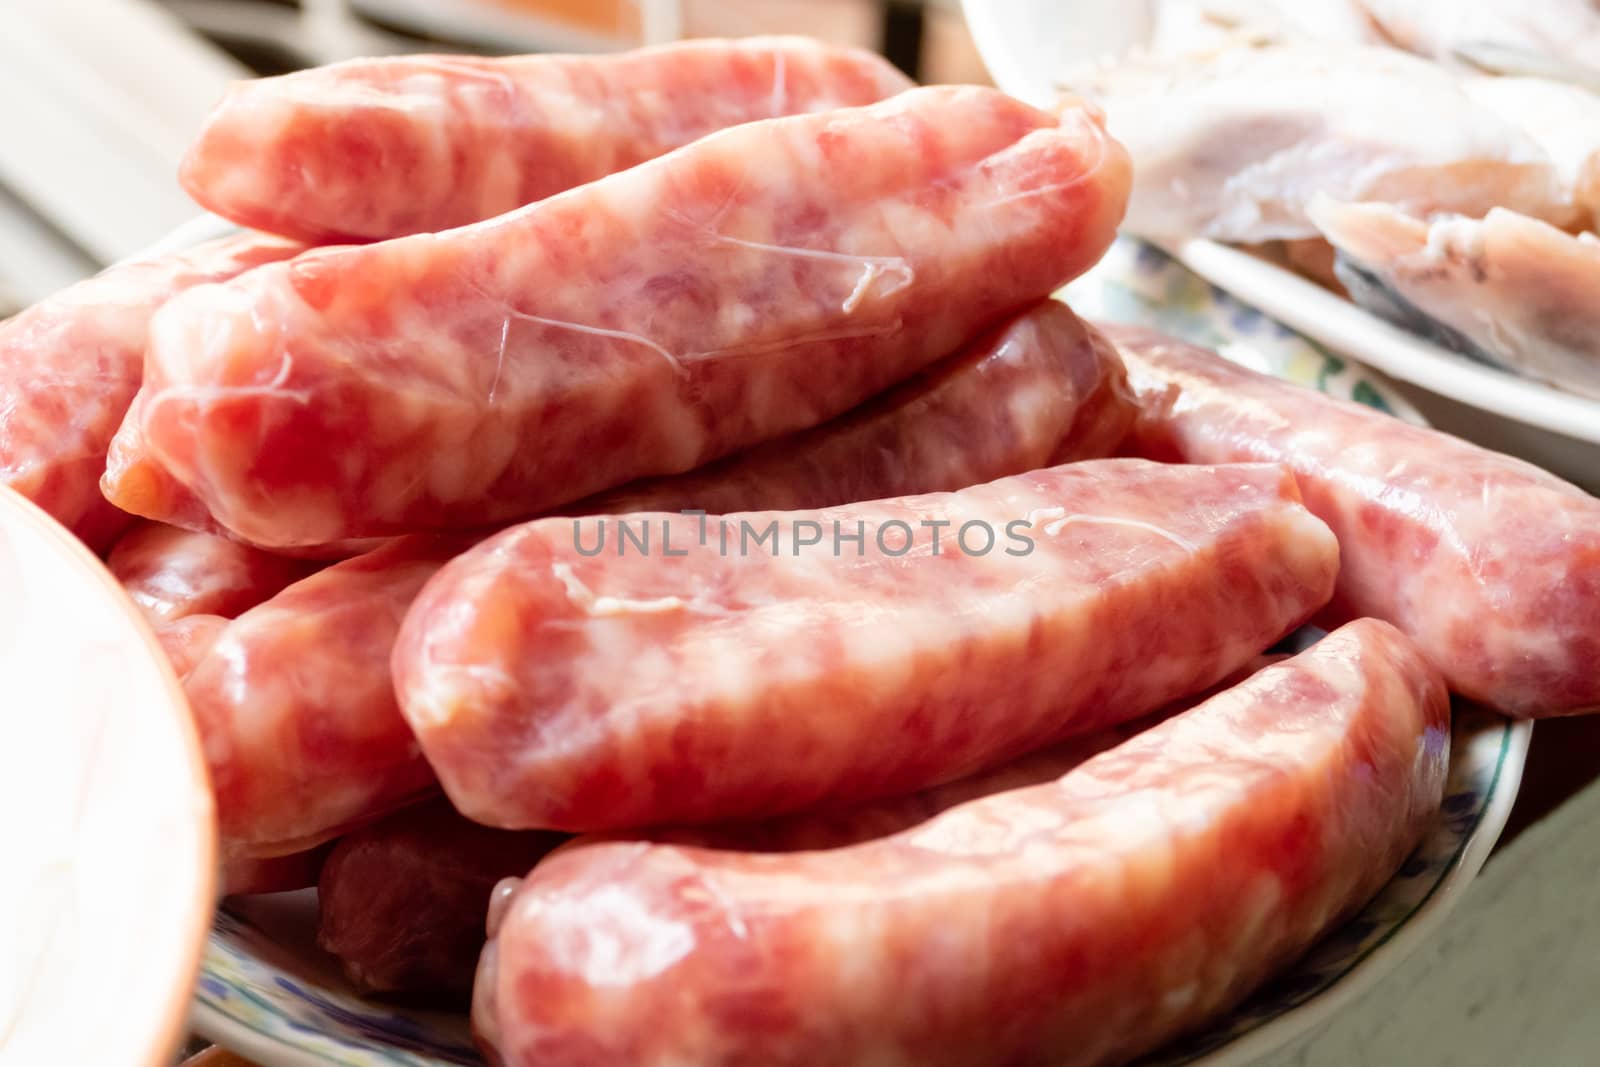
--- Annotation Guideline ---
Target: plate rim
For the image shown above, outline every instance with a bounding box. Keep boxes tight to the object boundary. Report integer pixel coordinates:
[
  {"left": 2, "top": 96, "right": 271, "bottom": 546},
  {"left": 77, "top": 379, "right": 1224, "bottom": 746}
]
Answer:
[
  {"left": 1172, "top": 714, "right": 1531, "bottom": 1066},
  {"left": 1170, "top": 239, "right": 1600, "bottom": 446},
  {"left": 190, "top": 1000, "right": 375, "bottom": 1067},
  {"left": 0, "top": 484, "right": 218, "bottom": 1067}
]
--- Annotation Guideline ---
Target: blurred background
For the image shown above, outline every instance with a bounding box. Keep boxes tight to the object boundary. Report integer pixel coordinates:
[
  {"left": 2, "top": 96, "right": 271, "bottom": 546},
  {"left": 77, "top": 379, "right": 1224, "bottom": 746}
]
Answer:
[{"left": 0, "top": 0, "right": 990, "bottom": 316}]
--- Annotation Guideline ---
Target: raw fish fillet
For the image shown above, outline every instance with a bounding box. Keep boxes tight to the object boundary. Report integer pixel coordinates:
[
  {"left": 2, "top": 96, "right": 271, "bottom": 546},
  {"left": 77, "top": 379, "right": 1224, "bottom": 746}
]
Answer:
[
  {"left": 473, "top": 619, "right": 1447, "bottom": 1067},
  {"left": 1111, "top": 324, "right": 1600, "bottom": 715},
  {"left": 1278, "top": 237, "right": 1346, "bottom": 291},
  {"left": 1310, "top": 198, "right": 1600, "bottom": 399},
  {"left": 1150, "top": 0, "right": 1381, "bottom": 52},
  {"left": 393, "top": 460, "right": 1338, "bottom": 831},
  {"left": 182, "top": 37, "right": 913, "bottom": 243},
  {"left": 581, "top": 301, "right": 1134, "bottom": 514},
  {"left": 1359, "top": 0, "right": 1600, "bottom": 70},
  {"left": 0, "top": 233, "right": 300, "bottom": 548},
  {"left": 1071, "top": 40, "right": 1566, "bottom": 241},
  {"left": 107, "top": 522, "right": 315, "bottom": 622},
  {"left": 106, "top": 87, "right": 1131, "bottom": 547},
  {"left": 1463, "top": 75, "right": 1600, "bottom": 230}
]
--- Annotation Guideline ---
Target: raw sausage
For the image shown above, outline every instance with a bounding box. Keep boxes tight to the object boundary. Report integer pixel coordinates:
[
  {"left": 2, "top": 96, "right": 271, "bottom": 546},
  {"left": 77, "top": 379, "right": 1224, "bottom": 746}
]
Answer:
[
  {"left": 181, "top": 37, "right": 912, "bottom": 243},
  {"left": 106, "top": 87, "right": 1131, "bottom": 546},
  {"left": 152, "top": 614, "right": 228, "bottom": 680},
  {"left": 317, "top": 800, "right": 565, "bottom": 1003},
  {"left": 107, "top": 522, "right": 315, "bottom": 622},
  {"left": 580, "top": 301, "right": 1134, "bottom": 514},
  {"left": 314, "top": 682, "right": 1256, "bottom": 1007},
  {"left": 185, "top": 535, "right": 469, "bottom": 857},
  {"left": 322, "top": 714, "right": 1186, "bottom": 1003},
  {"left": 0, "top": 232, "right": 300, "bottom": 548},
  {"left": 318, "top": 734, "right": 1125, "bottom": 1005},
  {"left": 473, "top": 619, "right": 1448, "bottom": 1067},
  {"left": 1109, "top": 324, "right": 1600, "bottom": 715},
  {"left": 393, "top": 459, "right": 1339, "bottom": 831},
  {"left": 105, "top": 397, "right": 395, "bottom": 560},
  {"left": 102, "top": 396, "right": 223, "bottom": 537},
  {"left": 104, "top": 415, "right": 390, "bottom": 561},
  {"left": 184, "top": 304, "right": 1132, "bottom": 854},
  {"left": 678, "top": 658, "right": 1281, "bottom": 853},
  {"left": 663, "top": 721, "right": 1168, "bottom": 854}
]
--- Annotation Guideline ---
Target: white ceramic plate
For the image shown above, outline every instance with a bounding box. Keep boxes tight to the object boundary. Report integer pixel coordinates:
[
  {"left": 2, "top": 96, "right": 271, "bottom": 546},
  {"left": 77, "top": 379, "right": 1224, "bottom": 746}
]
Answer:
[
  {"left": 962, "top": 0, "right": 1600, "bottom": 475},
  {"left": 0, "top": 487, "right": 216, "bottom": 1066},
  {"left": 188, "top": 236, "right": 1532, "bottom": 1067}
]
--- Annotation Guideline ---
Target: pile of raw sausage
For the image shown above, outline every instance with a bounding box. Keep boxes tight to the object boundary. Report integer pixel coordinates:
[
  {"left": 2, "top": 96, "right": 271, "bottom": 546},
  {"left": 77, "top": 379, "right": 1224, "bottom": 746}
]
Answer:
[{"left": 3, "top": 35, "right": 1597, "bottom": 1067}]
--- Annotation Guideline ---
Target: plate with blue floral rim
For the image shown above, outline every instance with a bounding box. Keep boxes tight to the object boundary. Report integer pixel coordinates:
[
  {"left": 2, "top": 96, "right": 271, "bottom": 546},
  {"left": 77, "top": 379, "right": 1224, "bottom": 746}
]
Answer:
[{"left": 190, "top": 235, "right": 1531, "bottom": 1067}]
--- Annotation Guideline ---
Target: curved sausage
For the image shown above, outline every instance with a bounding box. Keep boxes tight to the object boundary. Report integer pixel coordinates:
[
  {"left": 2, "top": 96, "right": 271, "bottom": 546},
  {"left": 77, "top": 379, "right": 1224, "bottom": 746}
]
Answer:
[
  {"left": 1108, "top": 323, "right": 1600, "bottom": 715},
  {"left": 181, "top": 37, "right": 912, "bottom": 243},
  {"left": 321, "top": 708, "right": 1197, "bottom": 1005},
  {"left": 152, "top": 613, "right": 229, "bottom": 681},
  {"left": 474, "top": 619, "right": 1448, "bottom": 1067},
  {"left": 103, "top": 398, "right": 396, "bottom": 561},
  {"left": 581, "top": 301, "right": 1133, "bottom": 515},
  {"left": 0, "top": 232, "right": 300, "bottom": 548},
  {"left": 106, "top": 87, "right": 1130, "bottom": 546},
  {"left": 107, "top": 522, "right": 315, "bottom": 622},
  {"left": 677, "top": 656, "right": 1282, "bottom": 854},
  {"left": 181, "top": 306, "right": 1136, "bottom": 859},
  {"left": 393, "top": 459, "right": 1339, "bottom": 831},
  {"left": 185, "top": 535, "right": 469, "bottom": 858}
]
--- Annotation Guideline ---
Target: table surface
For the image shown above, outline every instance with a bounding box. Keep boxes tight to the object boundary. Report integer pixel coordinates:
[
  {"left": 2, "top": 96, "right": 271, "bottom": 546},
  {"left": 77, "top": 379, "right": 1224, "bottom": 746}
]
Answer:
[
  {"left": 1276, "top": 774, "right": 1600, "bottom": 1066},
  {"left": 1494, "top": 716, "right": 1600, "bottom": 848}
]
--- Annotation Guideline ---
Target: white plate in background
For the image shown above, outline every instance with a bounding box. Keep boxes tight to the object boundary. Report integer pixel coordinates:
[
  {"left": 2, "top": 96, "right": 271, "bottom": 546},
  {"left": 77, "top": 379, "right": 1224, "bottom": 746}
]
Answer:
[{"left": 962, "top": 0, "right": 1600, "bottom": 489}]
